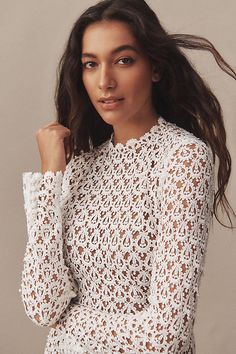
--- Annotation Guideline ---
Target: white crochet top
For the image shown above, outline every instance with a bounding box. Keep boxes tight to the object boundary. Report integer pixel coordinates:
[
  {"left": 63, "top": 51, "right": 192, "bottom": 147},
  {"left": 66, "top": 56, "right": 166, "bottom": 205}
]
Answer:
[{"left": 19, "top": 116, "right": 215, "bottom": 353}]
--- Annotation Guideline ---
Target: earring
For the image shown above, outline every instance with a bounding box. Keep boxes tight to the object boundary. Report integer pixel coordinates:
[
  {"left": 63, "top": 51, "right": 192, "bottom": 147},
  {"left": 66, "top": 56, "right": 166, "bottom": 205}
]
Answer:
[{"left": 152, "top": 73, "right": 160, "bottom": 82}]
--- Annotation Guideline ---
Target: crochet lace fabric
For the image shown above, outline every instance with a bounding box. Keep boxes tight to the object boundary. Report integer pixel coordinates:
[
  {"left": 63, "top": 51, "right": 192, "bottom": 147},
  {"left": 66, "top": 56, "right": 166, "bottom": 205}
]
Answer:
[{"left": 19, "top": 116, "right": 215, "bottom": 353}]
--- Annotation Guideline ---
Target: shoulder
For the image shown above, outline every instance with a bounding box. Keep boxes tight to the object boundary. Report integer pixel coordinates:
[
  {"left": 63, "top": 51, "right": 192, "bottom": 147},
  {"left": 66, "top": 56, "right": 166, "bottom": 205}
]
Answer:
[
  {"left": 65, "top": 149, "right": 95, "bottom": 175},
  {"left": 61, "top": 151, "right": 91, "bottom": 192},
  {"left": 157, "top": 121, "right": 215, "bottom": 193},
  {"left": 158, "top": 123, "right": 215, "bottom": 210},
  {"left": 161, "top": 120, "right": 214, "bottom": 169}
]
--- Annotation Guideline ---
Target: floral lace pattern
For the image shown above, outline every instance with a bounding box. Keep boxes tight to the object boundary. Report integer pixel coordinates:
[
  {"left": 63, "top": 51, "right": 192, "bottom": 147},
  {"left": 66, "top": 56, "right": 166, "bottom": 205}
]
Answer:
[{"left": 19, "top": 116, "right": 215, "bottom": 353}]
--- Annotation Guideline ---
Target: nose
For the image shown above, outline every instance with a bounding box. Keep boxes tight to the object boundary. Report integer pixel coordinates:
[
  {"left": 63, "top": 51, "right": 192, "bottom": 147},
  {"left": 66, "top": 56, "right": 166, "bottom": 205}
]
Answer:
[{"left": 98, "top": 65, "right": 116, "bottom": 90}]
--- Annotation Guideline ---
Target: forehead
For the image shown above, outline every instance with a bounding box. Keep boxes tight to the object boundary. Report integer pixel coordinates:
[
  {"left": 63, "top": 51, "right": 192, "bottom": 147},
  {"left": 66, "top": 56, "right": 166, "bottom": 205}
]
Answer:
[{"left": 81, "top": 20, "right": 140, "bottom": 52}]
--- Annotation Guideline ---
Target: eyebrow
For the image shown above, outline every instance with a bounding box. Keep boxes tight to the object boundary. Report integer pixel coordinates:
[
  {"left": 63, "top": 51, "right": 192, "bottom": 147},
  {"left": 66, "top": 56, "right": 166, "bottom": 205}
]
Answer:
[{"left": 81, "top": 44, "right": 139, "bottom": 59}]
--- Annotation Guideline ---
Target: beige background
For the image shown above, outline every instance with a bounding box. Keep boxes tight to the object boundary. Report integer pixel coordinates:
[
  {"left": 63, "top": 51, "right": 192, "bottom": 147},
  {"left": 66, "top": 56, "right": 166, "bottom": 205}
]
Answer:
[{"left": 0, "top": 0, "right": 235, "bottom": 353}]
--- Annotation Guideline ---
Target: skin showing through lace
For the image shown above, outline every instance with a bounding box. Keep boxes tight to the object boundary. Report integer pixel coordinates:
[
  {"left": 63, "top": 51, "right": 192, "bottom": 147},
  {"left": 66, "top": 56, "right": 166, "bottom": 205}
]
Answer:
[{"left": 20, "top": 119, "right": 214, "bottom": 352}]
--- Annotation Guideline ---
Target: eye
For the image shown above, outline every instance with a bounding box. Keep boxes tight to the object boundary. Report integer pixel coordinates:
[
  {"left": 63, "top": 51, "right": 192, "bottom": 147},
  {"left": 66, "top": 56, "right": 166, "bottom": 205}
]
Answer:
[
  {"left": 117, "top": 57, "right": 134, "bottom": 65},
  {"left": 81, "top": 61, "right": 96, "bottom": 69},
  {"left": 81, "top": 57, "right": 134, "bottom": 70}
]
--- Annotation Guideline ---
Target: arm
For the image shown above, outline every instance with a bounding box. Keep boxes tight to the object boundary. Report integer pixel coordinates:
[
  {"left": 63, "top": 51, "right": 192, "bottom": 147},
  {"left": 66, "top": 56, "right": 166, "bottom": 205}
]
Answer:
[
  {"left": 60, "top": 141, "right": 215, "bottom": 353},
  {"left": 19, "top": 160, "right": 79, "bottom": 327}
]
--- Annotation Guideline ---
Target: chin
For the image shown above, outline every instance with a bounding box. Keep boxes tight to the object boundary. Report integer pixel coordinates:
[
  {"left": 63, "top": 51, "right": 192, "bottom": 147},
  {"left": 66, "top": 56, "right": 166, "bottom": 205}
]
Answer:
[{"left": 98, "top": 111, "right": 124, "bottom": 123}]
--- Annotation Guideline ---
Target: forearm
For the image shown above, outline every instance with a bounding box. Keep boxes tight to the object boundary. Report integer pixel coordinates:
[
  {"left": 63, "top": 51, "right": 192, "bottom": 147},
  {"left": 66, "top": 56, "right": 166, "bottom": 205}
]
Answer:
[{"left": 20, "top": 171, "right": 78, "bottom": 326}]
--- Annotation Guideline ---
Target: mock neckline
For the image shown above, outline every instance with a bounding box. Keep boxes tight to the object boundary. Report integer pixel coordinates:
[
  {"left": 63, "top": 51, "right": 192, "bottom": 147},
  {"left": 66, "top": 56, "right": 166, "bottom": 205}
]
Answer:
[{"left": 107, "top": 116, "right": 165, "bottom": 152}]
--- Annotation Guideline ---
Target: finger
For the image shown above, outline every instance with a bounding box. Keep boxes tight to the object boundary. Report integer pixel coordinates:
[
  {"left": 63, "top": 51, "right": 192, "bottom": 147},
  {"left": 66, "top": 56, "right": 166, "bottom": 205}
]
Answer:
[{"left": 44, "top": 121, "right": 60, "bottom": 128}]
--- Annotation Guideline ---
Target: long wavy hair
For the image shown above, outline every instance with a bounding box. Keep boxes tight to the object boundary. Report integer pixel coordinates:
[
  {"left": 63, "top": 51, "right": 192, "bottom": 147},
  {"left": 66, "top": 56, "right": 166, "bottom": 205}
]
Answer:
[{"left": 54, "top": 0, "right": 236, "bottom": 229}]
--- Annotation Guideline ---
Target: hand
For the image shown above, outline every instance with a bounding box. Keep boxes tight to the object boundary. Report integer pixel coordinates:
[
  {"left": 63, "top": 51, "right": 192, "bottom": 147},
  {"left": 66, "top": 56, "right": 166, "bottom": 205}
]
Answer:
[{"left": 36, "top": 121, "right": 71, "bottom": 173}]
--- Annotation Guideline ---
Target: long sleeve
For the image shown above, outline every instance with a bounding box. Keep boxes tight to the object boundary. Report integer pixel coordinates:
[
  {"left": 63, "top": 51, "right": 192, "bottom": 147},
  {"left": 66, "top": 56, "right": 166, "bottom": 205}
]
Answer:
[
  {"left": 57, "top": 140, "right": 215, "bottom": 353},
  {"left": 19, "top": 161, "right": 79, "bottom": 327}
]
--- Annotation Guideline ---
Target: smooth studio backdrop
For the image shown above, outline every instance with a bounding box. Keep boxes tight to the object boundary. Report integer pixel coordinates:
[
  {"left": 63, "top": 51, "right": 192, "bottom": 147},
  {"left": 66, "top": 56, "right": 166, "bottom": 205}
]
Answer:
[{"left": 0, "top": 1, "right": 235, "bottom": 353}]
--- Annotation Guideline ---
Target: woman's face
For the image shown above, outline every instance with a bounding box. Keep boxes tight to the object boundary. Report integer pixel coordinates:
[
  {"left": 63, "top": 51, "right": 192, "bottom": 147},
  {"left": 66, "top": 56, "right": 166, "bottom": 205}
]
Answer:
[{"left": 81, "top": 20, "right": 159, "bottom": 127}]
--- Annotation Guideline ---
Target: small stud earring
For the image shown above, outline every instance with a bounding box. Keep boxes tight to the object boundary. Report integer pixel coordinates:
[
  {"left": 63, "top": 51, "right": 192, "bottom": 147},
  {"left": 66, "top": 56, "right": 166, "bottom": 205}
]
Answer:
[{"left": 152, "top": 72, "right": 160, "bottom": 82}]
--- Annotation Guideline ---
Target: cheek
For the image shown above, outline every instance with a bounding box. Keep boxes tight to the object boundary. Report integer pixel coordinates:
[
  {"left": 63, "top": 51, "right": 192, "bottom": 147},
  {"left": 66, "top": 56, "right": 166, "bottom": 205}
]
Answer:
[{"left": 126, "top": 71, "right": 152, "bottom": 99}]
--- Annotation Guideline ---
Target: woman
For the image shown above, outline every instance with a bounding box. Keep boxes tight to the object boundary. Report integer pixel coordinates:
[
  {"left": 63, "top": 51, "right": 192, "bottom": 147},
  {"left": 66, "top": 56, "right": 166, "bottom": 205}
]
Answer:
[{"left": 19, "top": 0, "right": 236, "bottom": 353}]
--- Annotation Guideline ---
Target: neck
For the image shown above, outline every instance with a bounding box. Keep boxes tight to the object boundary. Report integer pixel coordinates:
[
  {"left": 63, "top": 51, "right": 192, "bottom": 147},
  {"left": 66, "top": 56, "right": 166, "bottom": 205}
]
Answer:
[{"left": 112, "top": 115, "right": 160, "bottom": 146}]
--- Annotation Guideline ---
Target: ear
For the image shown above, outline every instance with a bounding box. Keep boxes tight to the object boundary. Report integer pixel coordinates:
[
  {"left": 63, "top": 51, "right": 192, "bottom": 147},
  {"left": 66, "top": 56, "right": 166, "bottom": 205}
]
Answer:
[{"left": 151, "top": 66, "right": 161, "bottom": 82}]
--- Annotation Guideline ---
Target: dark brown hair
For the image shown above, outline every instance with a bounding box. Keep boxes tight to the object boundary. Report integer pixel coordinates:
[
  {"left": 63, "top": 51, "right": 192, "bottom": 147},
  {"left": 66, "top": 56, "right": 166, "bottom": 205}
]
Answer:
[{"left": 54, "top": 0, "right": 236, "bottom": 228}]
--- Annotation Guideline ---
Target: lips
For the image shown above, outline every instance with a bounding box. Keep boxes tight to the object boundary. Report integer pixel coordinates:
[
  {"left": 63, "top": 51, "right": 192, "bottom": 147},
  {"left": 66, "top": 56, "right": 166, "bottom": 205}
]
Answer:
[
  {"left": 101, "top": 98, "right": 123, "bottom": 103},
  {"left": 98, "top": 98, "right": 124, "bottom": 110},
  {"left": 98, "top": 97, "right": 124, "bottom": 103}
]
